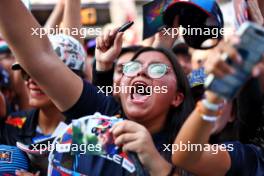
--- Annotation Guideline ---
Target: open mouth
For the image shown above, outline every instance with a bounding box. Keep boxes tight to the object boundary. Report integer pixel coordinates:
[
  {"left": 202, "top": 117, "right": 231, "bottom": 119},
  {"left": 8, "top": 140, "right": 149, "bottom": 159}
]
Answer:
[
  {"left": 30, "top": 89, "right": 45, "bottom": 96},
  {"left": 29, "top": 85, "right": 45, "bottom": 96},
  {"left": 131, "top": 81, "right": 152, "bottom": 102}
]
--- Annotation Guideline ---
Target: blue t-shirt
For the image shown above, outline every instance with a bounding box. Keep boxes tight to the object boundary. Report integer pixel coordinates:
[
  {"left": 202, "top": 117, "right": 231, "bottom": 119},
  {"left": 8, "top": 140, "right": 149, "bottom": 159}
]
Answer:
[
  {"left": 226, "top": 141, "right": 264, "bottom": 176},
  {"left": 60, "top": 81, "right": 171, "bottom": 176}
]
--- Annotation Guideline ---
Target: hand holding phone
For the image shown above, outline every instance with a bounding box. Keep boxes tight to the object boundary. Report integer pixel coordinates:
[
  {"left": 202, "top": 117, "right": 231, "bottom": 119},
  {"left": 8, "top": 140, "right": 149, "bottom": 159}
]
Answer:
[{"left": 205, "top": 22, "right": 264, "bottom": 100}]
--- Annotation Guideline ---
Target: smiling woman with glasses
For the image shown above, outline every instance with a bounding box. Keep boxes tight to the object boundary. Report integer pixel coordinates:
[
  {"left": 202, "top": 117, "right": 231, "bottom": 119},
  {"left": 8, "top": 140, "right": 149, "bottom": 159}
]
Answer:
[{"left": 0, "top": 1, "right": 195, "bottom": 173}]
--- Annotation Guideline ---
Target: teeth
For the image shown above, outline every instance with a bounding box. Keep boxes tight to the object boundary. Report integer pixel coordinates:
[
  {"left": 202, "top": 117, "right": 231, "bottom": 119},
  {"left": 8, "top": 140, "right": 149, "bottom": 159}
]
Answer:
[{"left": 31, "top": 89, "right": 43, "bottom": 94}]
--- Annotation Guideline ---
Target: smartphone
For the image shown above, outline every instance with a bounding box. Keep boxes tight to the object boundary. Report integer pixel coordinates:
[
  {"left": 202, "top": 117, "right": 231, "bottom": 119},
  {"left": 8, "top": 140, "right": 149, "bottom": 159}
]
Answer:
[{"left": 205, "top": 22, "right": 264, "bottom": 100}]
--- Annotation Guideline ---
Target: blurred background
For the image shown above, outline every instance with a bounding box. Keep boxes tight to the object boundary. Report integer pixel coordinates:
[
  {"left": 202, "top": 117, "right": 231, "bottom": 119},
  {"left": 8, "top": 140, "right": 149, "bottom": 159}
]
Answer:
[
  {"left": 24, "top": 0, "right": 236, "bottom": 58},
  {"left": 29, "top": 0, "right": 235, "bottom": 38}
]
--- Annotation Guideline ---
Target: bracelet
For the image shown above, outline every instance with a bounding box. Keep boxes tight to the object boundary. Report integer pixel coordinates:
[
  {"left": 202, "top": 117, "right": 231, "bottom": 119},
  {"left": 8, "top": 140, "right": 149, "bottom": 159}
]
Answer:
[
  {"left": 201, "top": 115, "right": 218, "bottom": 123},
  {"left": 196, "top": 101, "right": 220, "bottom": 123},
  {"left": 202, "top": 99, "right": 222, "bottom": 112},
  {"left": 167, "top": 165, "right": 176, "bottom": 176}
]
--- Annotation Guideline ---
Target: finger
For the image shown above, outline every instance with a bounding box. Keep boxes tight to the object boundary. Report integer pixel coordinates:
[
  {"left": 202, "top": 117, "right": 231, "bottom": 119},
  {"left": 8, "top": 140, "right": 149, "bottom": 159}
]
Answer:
[
  {"left": 221, "top": 45, "right": 242, "bottom": 64},
  {"left": 113, "top": 32, "right": 124, "bottom": 52},
  {"left": 211, "top": 69, "right": 229, "bottom": 78},
  {"left": 111, "top": 120, "right": 133, "bottom": 137},
  {"left": 122, "top": 141, "right": 141, "bottom": 153},
  {"left": 206, "top": 64, "right": 234, "bottom": 78},
  {"left": 96, "top": 36, "right": 103, "bottom": 51},
  {"left": 109, "top": 27, "right": 119, "bottom": 37},
  {"left": 111, "top": 120, "right": 140, "bottom": 138},
  {"left": 114, "top": 133, "right": 138, "bottom": 146},
  {"left": 225, "top": 36, "right": 240, "bottom": 45},
  {"left": 248, "top": 1, "right": 257, "bottom": 17},
  {"left": 204, "top": 52, "right": 222, "bottom": 74},
  {"left": 100, "top": 34, "right": 108, "bottom": 52},
  {"left": 252, "top": 63, "right": 264, "bottom": 77},
  {"left": 217, "top": 59, "right": 236, "bottom": 75},
  {"left": 248, "top": 0, "right": 258, "bottom": 10},
  {"left": 103, "top": 30, "right": 111, "bottom": 48},
  {"left": 99, "top": 35, "right": 107, "bottom": 52},
  {"left": 95, "top": 37, "right": 100, "bottom": 50}
]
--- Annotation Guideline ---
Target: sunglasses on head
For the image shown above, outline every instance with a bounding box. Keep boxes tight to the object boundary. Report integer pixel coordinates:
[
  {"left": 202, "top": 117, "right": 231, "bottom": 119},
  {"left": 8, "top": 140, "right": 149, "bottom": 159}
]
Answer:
[{"left": 122, "top": 61, "right": 171, "bottom": 79}]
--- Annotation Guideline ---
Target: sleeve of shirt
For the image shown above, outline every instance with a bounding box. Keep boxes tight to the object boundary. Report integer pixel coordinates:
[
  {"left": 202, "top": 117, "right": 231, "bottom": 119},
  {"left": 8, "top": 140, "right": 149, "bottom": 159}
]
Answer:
[
  {"left": 92, "top": 60, "right": 114, "bottom": 93},
  {"left": 63, "top": 80, "right": 120, "bottom": 122},
  {"left": 225, "top": 141, "right": 264, "bottom": 176}
]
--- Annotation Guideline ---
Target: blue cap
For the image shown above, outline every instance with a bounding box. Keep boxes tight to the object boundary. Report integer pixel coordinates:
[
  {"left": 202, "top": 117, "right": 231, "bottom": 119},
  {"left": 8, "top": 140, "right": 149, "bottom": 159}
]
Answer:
[
  {"left": 143, "top": 0, "right": 224, "bottom": 49},
  {"left": 0, "top": 145, "right": 29, "bottom": 175},
  {"left": 188, "top": 67, "right": 207, "bottom": 88},
  {"left": 163, "top": 0, "right": 224, "bottom": 49}
]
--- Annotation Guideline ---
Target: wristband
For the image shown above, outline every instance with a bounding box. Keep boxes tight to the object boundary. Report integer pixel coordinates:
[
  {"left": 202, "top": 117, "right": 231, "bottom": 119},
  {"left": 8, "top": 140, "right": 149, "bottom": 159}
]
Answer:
[
  {"left": 196, "top": 101, "right": 220, "bottom": 123},
  {"left": 201, "top": 115, "right": 218, "bottom": 123},
  {"left": 202, "top": 99, "right": 222, "bottom": 112}
]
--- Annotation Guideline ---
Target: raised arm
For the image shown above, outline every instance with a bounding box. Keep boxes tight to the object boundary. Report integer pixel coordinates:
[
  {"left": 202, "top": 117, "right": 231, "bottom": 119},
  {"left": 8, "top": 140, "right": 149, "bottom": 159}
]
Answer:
[
  {"left": 0, "top": 0, "right": 83, "bottom": 111},
  {"left": 44, "top": 0, "right": 65, "bottom": 29},
  {"left": 61, "top": 0, "right": 83, "bottom": 43},
  {"left": 171, "top": 41, "right": 241, "bottom": 176},
  {"left": 172, "top": 91, "right": 231, "bottom": 176}
]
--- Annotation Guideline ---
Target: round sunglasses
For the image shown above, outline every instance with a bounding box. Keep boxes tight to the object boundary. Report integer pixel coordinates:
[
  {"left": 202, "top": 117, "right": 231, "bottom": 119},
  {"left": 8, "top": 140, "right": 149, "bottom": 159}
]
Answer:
[{"left": 122, "top": 61, "right": 171, "bottom": 79}]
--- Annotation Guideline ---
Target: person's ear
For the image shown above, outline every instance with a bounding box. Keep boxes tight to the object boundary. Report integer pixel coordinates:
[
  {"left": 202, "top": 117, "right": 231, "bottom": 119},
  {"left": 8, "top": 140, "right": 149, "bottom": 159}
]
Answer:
[{"left": 171, "top": 92, "right": 184, "bottom": 107}]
